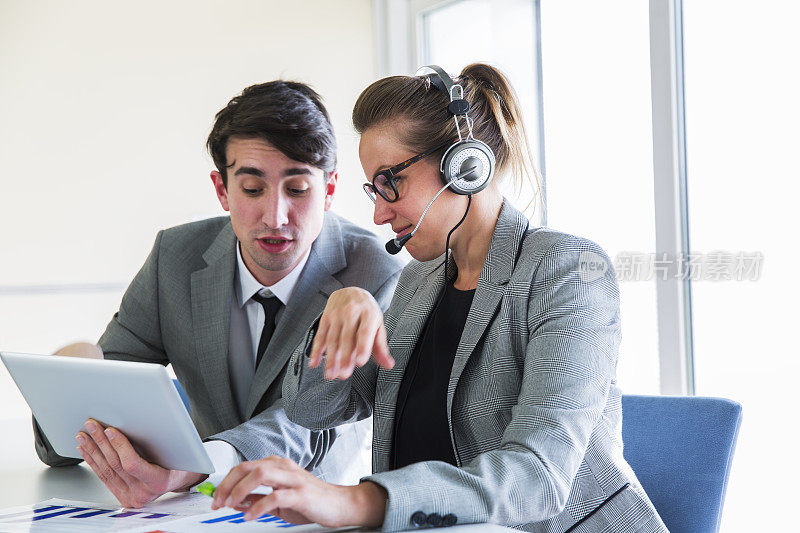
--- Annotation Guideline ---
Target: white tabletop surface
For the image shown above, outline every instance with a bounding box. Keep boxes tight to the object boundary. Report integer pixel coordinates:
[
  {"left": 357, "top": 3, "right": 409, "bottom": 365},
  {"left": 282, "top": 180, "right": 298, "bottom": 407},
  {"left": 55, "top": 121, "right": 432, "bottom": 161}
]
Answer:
[{"left": 0, "top": 417, "right": 120, "bottom": 507}]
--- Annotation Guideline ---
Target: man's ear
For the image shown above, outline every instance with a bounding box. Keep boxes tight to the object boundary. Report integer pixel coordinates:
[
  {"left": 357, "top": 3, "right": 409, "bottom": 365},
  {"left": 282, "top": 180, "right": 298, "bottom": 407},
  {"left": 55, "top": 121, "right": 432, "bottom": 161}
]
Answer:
[
  {"left": 211, "top": 171, "right": 230, "bottom": 212},
  {"left": 323, "top": 171, "right": 338, "bottom": 211}
]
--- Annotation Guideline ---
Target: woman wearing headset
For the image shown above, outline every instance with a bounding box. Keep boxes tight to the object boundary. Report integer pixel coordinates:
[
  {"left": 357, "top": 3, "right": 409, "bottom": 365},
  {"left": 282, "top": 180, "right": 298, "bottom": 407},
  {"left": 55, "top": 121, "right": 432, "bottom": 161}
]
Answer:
[{"left": 211, "top": 64, "right": 667, "bottom": 533}]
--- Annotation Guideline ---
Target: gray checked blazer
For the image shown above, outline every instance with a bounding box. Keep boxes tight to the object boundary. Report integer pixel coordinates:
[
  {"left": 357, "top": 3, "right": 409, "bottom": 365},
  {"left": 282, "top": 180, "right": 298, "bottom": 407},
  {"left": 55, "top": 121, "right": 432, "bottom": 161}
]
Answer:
[
  {"left": 284, "top": 202, "right": 668, "bottom": 532},
  {"left": 34, "top": 212, "right": 404, "bottom": 484}
]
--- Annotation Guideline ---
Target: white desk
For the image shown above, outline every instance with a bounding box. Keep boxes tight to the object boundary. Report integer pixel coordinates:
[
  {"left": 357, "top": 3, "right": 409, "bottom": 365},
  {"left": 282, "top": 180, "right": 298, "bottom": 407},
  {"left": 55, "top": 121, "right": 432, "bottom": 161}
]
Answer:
[{"left": 0, "top": 418, "right": 118, "bottom": 507}]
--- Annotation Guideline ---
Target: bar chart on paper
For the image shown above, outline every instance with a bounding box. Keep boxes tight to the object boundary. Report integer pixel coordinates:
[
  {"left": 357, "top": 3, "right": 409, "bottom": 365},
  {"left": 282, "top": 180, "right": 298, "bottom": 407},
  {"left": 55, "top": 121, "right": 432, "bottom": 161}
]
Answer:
[
  {"left": 148, "top": 509, "right": 345, "bottom": 532},
  {"left": 0, "top": 498, "right": 187, "bottom": 532},
  {"left": 0, "top": 498, "right": 348, "bottom": 532}
]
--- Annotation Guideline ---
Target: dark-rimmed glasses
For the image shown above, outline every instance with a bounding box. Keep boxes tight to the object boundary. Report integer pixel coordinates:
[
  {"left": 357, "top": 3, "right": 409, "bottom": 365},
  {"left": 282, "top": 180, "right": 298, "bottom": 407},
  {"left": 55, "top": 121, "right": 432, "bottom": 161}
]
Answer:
[{"left": 362, "top": 142, "right": 448, "bottom": 203}]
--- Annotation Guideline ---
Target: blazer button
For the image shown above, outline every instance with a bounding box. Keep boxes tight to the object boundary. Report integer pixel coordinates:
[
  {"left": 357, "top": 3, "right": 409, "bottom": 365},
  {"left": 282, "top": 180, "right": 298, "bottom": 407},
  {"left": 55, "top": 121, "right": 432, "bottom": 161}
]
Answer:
[
  {"left": 411, "top": 511, "right": 427, "bottom": 527},
  {"left": 427, "top": 513, "right": 443, "bottom": 527},
  {"left": 443, "top": 514, "right": 457, "bottom": 527}
]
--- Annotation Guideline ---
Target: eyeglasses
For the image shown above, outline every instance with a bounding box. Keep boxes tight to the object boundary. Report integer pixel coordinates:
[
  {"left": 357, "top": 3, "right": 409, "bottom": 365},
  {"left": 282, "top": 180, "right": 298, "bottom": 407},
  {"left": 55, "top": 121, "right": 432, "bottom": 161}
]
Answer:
[{"left": 362, "top": 142, "right": 448, "bottom": 203}]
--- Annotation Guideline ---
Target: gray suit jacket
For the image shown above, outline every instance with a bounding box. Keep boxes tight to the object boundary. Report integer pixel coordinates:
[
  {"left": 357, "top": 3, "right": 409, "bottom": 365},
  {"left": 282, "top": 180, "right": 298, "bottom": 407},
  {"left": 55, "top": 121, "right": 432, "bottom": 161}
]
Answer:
[
  {"left": 284, "top": 202, "right": 667, "bottom": 532},
  {"left": 34, "top": 212, "right": 404, "bottom": 484}
]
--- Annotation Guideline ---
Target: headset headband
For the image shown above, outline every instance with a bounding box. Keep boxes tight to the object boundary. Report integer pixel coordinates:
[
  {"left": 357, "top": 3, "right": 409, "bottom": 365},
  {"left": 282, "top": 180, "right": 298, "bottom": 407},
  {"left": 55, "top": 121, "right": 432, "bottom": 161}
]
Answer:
[
  {"left": 416, "top": 65, "right": 455, "bottom": 99},
  {"left": 416, "top": 64, "right": 472, "bottom": 136}
]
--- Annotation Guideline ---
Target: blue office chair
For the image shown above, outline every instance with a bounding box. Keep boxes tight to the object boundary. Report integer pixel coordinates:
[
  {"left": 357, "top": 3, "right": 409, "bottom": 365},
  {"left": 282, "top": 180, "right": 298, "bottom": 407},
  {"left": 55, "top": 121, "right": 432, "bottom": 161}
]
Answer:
[
  {"left": 172, "top": 378, "right": 191, "bottom": 413},
  {"left": 621, "top": 395, "right": 742, "bottom": 533}
]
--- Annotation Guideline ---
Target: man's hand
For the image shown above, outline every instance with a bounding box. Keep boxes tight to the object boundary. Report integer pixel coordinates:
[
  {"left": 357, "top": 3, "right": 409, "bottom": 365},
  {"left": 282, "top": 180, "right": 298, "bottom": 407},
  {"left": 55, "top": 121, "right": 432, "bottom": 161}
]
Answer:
[
  {"left": 211, "top": 456, "right": 387, "bottom": 527},
  {"left": 76, "top": 418, "right": 206, "bottom": 508},
  {"left": 54, "top": 342, "right": 103, "bottom": 359}
]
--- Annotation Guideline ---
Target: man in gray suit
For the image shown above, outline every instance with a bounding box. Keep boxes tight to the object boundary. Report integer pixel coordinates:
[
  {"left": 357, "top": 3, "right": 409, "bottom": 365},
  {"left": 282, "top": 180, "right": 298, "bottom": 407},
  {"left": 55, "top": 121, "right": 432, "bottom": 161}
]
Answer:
[{"left": 33, "top": 80, "right": 404, "bottom": 508}]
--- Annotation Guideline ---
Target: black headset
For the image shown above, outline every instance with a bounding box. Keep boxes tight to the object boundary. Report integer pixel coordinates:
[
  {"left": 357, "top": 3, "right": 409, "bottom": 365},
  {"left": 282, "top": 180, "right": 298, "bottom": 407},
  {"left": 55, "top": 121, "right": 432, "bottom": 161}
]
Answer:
[
  {"left": 385, "top": 66, "right": 496, "bottom": 255},
  {"left": 417, "top": 65, "right": 496, "bottom": 195}
]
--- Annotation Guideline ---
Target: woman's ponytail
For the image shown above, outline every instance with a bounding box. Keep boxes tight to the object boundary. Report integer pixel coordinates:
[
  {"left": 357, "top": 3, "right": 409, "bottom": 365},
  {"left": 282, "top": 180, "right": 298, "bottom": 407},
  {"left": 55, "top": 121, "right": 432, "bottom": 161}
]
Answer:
[{"left": 459, "top": 63, "right": 542, "bottom": 216}]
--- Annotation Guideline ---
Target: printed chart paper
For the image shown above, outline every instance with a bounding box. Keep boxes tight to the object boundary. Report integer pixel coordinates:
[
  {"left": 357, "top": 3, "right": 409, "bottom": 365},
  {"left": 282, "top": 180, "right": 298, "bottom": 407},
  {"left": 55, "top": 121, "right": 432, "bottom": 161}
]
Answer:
[
  {"left": 0, "top": 498, "right": 191, "bottom": 532},
  {"left": 0, "top": 498, "right": 349, "bottom": 533},
  {"left": 138, "top": 509, "right": 347, "bottom": 532}
]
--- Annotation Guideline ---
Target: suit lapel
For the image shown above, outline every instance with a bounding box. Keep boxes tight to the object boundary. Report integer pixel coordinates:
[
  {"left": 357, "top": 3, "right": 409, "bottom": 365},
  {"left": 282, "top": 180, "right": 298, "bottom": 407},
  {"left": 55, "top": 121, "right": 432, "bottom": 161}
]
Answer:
[
  {"left": 373, "top": 258, "right": 444, "bottom": 470},
  {"left": 446, "top": 202, "right": 530, "bottom": 425},
  {"left": 244, "top": 213, "right": 346, "bottom": 418},
  {"left": 372, "top": 202, "right": 529, "bottom": 470},
  {"left": 191, "top": 222, "right": 240, "bottom": 429}
]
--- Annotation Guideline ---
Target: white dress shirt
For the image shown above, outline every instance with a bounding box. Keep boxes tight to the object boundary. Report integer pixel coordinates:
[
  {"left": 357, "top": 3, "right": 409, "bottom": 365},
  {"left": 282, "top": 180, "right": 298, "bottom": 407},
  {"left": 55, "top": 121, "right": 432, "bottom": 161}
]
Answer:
[{"left": 200, "top": 242, "right": 310, "bottom": 486}]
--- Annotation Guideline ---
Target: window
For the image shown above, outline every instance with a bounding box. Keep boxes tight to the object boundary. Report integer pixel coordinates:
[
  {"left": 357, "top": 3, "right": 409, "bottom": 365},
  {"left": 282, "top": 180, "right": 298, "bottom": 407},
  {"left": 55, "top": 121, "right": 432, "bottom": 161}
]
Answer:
[
  {"left": 539, "top": 0, "right": 659, "bottom": 393},
  {"left": 683, "top": 1, "right": 800, "bottom": 530}
]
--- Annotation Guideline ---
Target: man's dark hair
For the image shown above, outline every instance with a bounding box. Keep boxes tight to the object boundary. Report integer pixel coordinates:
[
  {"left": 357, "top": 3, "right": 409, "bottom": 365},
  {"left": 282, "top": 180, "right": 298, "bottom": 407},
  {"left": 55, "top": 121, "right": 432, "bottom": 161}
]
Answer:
[{"left": 207, "top": 80, "right": 337, "bottom": 187}]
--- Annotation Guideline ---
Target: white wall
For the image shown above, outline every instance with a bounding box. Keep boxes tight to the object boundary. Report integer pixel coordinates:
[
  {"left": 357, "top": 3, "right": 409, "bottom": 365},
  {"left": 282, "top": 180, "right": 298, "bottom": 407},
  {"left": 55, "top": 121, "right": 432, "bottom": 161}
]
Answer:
[{"left": 0, "top": 0, "right": 382, "bottom": 420}]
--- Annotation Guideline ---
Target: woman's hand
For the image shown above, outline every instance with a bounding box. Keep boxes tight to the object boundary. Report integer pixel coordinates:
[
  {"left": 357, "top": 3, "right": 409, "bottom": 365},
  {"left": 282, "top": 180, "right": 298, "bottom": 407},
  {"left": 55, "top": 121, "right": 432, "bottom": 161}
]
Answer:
[
  {"left": 309, "top": 287, "right": 394, "bottom": 380},
  {"left": 211, "top": 456, "right": 387, "bottom": 527}
]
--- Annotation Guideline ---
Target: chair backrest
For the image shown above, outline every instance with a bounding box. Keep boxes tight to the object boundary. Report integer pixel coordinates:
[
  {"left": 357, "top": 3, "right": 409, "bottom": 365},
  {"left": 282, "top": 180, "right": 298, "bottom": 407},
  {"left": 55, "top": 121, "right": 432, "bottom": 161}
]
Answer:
[
  {"left": 621, "top": 395, "right": 742, "bottom": 533},
  {"left": 172, "top": 378, "right": 191, "bottom": 413}
]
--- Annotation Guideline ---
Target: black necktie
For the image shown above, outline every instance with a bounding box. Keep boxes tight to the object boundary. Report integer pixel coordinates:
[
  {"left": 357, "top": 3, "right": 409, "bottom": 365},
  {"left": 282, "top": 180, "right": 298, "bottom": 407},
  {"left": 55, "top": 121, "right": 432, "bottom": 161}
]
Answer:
[{"left": 252, "top": 292, "right": 283, "bottom": 369}]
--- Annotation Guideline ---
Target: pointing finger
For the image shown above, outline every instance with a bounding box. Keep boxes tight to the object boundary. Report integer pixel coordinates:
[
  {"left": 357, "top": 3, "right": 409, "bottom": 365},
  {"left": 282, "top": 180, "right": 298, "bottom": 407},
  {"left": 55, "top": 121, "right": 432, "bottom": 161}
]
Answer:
[{"left": 372, "top": 323, "right": 394, "bottom": 370}]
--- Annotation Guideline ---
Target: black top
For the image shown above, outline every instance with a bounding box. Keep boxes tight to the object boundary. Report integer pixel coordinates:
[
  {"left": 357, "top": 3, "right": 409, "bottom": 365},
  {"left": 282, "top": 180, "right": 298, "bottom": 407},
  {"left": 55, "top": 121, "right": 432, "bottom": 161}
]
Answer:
[{"left": 392, "top": 282, "right": 476, "bottom": 469}]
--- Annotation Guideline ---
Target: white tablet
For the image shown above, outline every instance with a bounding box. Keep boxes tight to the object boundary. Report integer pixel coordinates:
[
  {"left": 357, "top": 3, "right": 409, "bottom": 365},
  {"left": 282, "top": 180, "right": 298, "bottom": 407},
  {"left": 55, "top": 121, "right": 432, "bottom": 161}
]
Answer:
[{"left": 0, "top": 351, "right": 214, "bottom": 474}]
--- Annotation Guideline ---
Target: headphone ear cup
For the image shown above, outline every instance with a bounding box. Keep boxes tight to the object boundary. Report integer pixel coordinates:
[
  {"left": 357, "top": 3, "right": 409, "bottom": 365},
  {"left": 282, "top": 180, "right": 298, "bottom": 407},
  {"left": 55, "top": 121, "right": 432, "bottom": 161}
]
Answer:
[{"left": 440, "top": 140, "right": 496, "bottom": 195}]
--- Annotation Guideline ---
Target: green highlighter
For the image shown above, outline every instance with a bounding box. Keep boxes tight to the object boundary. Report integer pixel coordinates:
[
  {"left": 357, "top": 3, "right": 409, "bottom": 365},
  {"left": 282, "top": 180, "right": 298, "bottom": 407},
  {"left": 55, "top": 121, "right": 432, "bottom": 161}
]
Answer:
[{"left": 197, "top": 481, "right": 216, "bottom": 497}]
